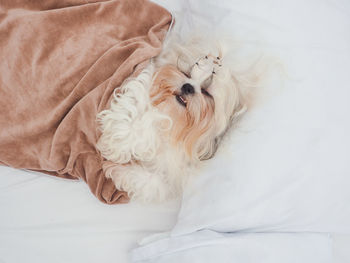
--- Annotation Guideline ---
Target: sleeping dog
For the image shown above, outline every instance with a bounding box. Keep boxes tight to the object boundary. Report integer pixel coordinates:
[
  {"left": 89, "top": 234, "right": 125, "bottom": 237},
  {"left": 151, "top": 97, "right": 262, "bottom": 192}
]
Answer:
[{"left": 97, "top": 35, "right": 253, "bottom": 202}]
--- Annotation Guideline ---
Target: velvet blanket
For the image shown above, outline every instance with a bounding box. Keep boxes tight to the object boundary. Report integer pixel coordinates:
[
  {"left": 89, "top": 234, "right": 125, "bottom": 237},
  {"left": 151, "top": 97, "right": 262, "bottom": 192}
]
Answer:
[{"left": 0, "top": 0, "right": 172, "bottom": 204}]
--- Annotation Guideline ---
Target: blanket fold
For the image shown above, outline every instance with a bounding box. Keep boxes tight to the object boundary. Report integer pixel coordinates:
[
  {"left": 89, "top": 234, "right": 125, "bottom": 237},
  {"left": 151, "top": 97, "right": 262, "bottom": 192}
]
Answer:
[{"left": 0, "top": 0, "right": 172, "bottom": 204}]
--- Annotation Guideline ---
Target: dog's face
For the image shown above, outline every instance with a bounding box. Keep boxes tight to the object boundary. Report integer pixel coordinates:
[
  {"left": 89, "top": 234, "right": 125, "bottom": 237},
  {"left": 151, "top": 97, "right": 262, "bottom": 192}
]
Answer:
[{"left": 150, "top": 51, "right": 245, "bottom": 161}]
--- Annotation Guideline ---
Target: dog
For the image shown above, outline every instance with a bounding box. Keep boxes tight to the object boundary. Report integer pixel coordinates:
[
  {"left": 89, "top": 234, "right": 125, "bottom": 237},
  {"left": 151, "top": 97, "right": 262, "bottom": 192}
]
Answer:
[{"left": 96, "top": 35, "right": 252, "bottom": 202}]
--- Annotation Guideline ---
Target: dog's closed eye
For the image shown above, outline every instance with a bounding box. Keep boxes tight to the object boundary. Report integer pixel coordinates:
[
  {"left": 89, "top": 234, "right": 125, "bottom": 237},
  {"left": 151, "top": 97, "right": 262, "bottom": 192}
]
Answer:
[
  {"left": 180, "top": 70, "right": 191, "bottom": 78},
  {"left": 201, "top": 88, "right": 212, "bottom": 98}
]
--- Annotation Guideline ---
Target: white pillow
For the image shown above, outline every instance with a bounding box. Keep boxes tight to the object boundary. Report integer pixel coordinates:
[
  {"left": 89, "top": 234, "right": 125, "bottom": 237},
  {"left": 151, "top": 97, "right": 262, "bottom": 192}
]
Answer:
[{"left": 169, "top": 0, "right": 350, "bottom": 236}]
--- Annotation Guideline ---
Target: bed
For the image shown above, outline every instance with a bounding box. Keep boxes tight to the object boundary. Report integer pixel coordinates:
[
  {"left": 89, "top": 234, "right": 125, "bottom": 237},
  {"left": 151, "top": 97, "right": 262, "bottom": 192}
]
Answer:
[{"left": 1, "top": 0, "right": 350, "bottom": 262}]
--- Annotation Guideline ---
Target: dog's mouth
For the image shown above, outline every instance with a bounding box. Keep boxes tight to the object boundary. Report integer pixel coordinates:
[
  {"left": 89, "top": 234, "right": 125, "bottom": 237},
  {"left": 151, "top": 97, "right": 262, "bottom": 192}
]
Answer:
[{"left": 175, "top": 94, "right": 187, "bottom": 107}]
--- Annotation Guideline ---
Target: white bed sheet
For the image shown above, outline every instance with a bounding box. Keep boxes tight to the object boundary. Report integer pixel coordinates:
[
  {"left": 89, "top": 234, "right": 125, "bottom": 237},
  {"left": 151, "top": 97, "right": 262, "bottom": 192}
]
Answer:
[
  {"left": 333, "top": 234, "right": 350, "bottom": 263},
  {"left": 0, "top": 167, "right": 180, "bottom": 263},
  {"left": 1, "top": 167, "right": 348, "bottom": 263},
  {"left": 132, "top": 230, "right": 332, "bottom": 263}
]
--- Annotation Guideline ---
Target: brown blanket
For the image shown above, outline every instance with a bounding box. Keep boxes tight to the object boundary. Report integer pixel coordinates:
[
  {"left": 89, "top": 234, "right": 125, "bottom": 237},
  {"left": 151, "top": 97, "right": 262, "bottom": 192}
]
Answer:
[{"left": 0, "top": 0, "right": 172, "bottom": 204}]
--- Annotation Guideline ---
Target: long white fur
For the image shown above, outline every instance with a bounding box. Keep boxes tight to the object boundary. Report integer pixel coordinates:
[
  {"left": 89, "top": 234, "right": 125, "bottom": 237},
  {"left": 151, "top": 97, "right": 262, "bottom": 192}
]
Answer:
[
  {"left": 97, "top": 66, "right": 194, "bottom": 202},
  {"left": 97, "top": 67, "right": 172, "bottom": 164},
  {"left": 96, "top": 36, "right": 260, "bottom": 203}
]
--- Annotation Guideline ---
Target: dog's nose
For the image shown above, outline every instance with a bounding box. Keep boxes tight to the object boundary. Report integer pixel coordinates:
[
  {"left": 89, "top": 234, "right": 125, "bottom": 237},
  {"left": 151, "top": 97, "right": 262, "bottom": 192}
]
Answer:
[{"left": 181, "top": 83, "right": 195, "bottom": 95}]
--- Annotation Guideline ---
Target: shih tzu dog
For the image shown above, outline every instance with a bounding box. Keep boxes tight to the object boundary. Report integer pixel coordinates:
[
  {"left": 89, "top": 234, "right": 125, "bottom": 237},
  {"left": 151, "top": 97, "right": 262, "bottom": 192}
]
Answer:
[{"left": 96, "top": 35, "right": 251, "bottom": 202}]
